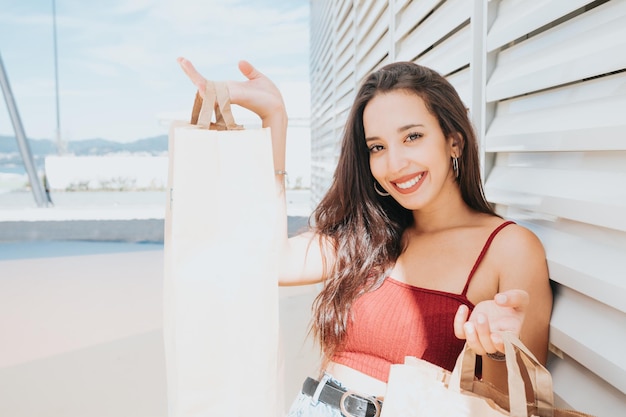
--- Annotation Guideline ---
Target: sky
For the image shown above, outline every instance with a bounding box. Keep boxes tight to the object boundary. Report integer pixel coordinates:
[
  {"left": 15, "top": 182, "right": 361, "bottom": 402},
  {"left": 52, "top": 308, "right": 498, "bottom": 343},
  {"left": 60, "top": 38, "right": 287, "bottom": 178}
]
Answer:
[{"left": 0, "top": 0, "right": 311, "bottom": 143}]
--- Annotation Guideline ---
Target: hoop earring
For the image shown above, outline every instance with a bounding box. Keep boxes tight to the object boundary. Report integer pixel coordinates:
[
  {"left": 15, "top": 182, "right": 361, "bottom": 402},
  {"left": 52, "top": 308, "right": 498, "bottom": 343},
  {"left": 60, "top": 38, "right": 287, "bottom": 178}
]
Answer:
[
  {"left": 374, "top": 181, "right": 390, "bottom": 197},
  {"left": 452, "top": 156, "right": 459, "bottom": 179}
]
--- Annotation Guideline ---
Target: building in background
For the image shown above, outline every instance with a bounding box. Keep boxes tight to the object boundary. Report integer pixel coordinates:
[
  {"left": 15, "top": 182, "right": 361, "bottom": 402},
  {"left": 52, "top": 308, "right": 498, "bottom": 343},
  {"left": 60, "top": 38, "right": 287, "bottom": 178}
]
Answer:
[
  {"left": 309, "top": 0, "right": 626, "bottom": 415},
  {"left": 43, "top": 94, "right": 312, "bottom": 193}
]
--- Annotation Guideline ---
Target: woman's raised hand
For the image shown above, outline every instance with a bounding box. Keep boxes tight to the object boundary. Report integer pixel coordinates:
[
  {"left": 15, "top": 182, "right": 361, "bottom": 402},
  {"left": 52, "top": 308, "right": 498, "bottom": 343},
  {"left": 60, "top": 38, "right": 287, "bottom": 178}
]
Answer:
[
  {"left": 177, "top": 57, "right": 287, "bottom": 170},
  {"left": 177, "top": 57, "right": 287, "bottom": 128},
  {"left": 453, "top": 289, "right": 529, "bottom": 355}
]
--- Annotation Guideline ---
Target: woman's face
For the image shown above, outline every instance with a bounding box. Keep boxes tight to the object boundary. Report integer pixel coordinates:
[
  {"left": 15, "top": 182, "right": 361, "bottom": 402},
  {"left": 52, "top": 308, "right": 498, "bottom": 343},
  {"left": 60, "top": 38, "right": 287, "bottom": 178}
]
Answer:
[{"left": 363, "top": 90, "right": 459, "bottom": 211}]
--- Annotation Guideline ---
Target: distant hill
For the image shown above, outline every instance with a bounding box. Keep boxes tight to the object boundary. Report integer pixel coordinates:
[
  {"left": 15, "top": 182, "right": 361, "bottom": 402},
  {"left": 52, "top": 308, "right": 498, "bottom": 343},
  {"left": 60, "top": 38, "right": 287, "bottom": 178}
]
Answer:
[
  {"left": 0, "top": 135, "right": 168, "bottom": 174},
  {"left": 0, "top": 135, "right": 168, "bottom": 156}
]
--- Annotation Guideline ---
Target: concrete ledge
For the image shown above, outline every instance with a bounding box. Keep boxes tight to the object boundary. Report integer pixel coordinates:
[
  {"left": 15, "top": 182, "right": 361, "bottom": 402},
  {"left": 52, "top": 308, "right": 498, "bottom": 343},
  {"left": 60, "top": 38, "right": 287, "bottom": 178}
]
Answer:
[
  {"left": 0, "top": 216, "right": 310, "bottom": 242},
  {"left": 0, "top": 219, "right": 164, "bottom": 242}
]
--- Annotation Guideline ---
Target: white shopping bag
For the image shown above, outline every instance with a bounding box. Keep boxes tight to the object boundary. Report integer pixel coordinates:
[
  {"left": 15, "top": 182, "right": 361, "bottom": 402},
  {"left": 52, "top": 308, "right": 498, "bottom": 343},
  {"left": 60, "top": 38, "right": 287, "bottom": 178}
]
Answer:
[{"left": 163, "top": 81, "right": 280, "bottom": 416}]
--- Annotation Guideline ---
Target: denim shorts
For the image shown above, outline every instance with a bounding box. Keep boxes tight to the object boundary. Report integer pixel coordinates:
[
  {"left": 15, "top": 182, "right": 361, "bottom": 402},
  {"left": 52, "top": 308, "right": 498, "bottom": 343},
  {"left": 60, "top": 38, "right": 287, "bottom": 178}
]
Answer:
[{"left": 286, "top": 374, "right": 346, "bottom": 417}]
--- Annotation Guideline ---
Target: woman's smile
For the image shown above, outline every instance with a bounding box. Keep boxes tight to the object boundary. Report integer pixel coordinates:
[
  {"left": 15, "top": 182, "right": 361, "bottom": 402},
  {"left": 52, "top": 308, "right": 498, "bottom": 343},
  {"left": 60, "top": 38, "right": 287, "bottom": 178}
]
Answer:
[{"left": 391, "top": 172, "right": 425, "bottom": 194}]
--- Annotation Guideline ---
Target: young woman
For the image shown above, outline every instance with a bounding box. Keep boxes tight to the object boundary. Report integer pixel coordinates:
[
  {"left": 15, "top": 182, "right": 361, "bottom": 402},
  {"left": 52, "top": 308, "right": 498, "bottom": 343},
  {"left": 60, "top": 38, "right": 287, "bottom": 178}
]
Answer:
[{"left": 178, "top": 58, "right": 553, "bottom": 416}]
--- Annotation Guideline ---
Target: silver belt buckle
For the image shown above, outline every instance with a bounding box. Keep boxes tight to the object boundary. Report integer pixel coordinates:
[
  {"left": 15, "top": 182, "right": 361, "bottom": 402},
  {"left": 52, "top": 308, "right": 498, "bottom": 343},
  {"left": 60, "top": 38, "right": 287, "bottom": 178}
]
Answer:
[{"left": 339, "top": 390, "right": 381, "bottom": 417}]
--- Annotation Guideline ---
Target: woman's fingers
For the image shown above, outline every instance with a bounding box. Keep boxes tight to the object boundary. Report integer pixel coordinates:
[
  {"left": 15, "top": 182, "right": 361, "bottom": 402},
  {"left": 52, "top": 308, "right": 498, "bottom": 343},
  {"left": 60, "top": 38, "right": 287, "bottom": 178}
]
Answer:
[
  {"left": 475, "top": 313, "right": 499, "bottom": 354},
  {"left": 231, "top": 62, "right": 285, "bottom": 120},
  {"left": 456, "top": 305, "right": 491, "bottom": 355},
  {"left": 460, "top": 314, "right": 497, "bottom": 356},
  {"left": 238, "top": 60, "right": 264, "bottom": 81},
  {"left": 462, "top": 321, "right": 481, "bottom": 353},
  {"left": 454, "top": 304, "right": 470, "bottom": 339},
  {"left": 495, "top": 289, "right": 529, "bottom": 311},
  {"left": 177, "top": 57, "right": 207, "bottom": 95}
]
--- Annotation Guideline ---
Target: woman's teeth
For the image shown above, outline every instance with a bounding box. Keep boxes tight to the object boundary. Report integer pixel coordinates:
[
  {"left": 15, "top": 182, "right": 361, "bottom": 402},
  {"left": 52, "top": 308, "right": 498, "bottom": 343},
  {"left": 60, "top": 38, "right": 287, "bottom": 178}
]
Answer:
[{"left": 396, "top": 174, "right": 423, "bottom": 189}]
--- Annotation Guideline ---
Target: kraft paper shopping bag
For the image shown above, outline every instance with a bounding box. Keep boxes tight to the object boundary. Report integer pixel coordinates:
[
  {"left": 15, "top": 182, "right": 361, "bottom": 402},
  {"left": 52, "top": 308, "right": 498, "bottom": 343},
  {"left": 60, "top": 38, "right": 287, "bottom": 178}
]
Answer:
[{"left": 381, "top": 332, "right": 595, "bottom": 417}]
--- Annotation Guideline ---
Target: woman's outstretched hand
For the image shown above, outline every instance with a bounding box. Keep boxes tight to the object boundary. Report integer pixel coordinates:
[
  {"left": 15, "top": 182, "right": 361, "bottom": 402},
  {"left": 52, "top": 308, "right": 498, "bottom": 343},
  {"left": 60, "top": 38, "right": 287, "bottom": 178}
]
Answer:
[{"left": 453, "top": 289, "right": 529, "bottom": 355}]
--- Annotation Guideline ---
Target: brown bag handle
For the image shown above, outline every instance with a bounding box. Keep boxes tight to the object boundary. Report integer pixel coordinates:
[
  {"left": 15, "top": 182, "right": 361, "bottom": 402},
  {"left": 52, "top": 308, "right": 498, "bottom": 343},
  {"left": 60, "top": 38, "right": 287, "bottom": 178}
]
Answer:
[
  {"left": 190, "top": 81, "right": 243, "bottom": 131},
  {"left": 451, "top": 331, "right": 555, "bottom": 417}
]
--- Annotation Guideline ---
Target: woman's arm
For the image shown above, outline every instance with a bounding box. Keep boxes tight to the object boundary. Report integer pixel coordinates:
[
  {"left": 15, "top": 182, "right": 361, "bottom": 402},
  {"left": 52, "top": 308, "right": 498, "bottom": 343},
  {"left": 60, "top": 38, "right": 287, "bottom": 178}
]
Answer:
[
  {"left": 177, "top": 58, "right": 331, "bottom": 285},
  {"left": 454, "top": 225, "right": 553, "bottom": 392}
]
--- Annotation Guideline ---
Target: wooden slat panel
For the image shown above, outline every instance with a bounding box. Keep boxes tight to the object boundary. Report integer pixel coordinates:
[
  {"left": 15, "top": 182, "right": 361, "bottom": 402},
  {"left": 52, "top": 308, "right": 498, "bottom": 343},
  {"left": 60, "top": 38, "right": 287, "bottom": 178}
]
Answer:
[
  {"left": 357, "top": 32, "right": 390, "bottom": 81},
  {"left": 336, "top": 13, "right": 353, "bottom": 47},
  {"left": 336, "top": 89, "right": 355, "bottom": 116},
  {"left": 550, "top": 285, "right": 626, "bottom": 393},
  {"left": 335, "top": 58, "right": 353, "bottom": 88},
  {"left": 394, "top": 0, "right": 440, "bottom": 43},
  {"left": 417, "top": 23, "right": 471, "bottom": 76},
  {"left": 392, "top": 0, "right": 412, "bottom": 15},
  {"left": 487, "top": 0, "right": 595, "bottom": 52},
  {"left": 310, "top": 0, "right": 342, "bottom": 203},
  {"left": 310, "top": 1, "right": 333, "bottom": 57},
  {"left": 336, "top": 0, "right": 353, "bottom": 29},
  {"left": 519, "top": 219, "right": 626, "bottom": 313},
  {"left": 396, "top": 0, "right": 471, "bottom": 62},
  {"left": 315, "top": 106, "right": 333, "bottom": 132},
  {"left": 336, "top": 24, "right": 354, "bottom": 65},
  {"left": 487, "top": 0, "right": 626, "bottom": 102},
  {"left": 485, "top": 152, "right": 626, "bottom": 232},
  {"left": 356, "top": 0, "right": 387, "bottom": 41},
  {"left": 313, "top": 87, "right": 333, "bottom": 118},
  {"left": 311, "top": 50, "right": 332, "bottom": 89},
  {"left": 445, "top": 68, "right": 471, "bottom": 108},
  {"left": 486, "top": 71, "right": 626, "bottom": 152},
  {"left": 356, "top": 3, "right": 389, "bottom": 63},
  {"left": 335, "top": 65, "right": 354, "bottom": 98},
  {"left": 548, "top": 352, "right": 626, "bottom": 416},
  {"left": 336, "top": 18, "right": 355, "bottom": 74},
  {"left": 317, "top": 76, "right": 333, "bottom": 107}
]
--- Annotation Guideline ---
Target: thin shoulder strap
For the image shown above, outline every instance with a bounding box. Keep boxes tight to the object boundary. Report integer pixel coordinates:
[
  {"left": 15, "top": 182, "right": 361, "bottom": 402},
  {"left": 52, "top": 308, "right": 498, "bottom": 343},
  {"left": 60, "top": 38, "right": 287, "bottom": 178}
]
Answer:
[{"left": 461, "top": 220, "right": 516, "bottom": 296}]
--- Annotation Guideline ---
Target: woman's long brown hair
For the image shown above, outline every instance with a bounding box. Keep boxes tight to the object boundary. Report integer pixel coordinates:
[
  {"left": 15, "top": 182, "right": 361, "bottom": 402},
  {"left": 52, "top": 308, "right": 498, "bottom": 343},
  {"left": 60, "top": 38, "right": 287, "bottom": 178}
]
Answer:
[{"left": 310, "top": 62, "right": 496, "bottom": 361}]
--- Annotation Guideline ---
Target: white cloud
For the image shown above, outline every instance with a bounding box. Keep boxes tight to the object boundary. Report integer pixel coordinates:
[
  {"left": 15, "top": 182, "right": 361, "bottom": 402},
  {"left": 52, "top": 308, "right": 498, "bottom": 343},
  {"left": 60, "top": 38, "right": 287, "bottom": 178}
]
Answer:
[{"left": 0, "top": 0, "right": 310, "bottom": 142}]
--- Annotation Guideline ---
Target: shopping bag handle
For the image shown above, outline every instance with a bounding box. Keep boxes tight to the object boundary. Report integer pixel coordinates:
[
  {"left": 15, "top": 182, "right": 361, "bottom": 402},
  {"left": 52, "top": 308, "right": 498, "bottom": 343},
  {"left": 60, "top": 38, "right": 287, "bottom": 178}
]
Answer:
[
  {"left": 190, "top": 81, "right": 243, "bottom": 130},
  {"left": 502, "top": 331, "right": 554, "bottom": 417},
  {"left": 450, "top": 331, "right": 554, "bottom": 417},
  {"left": 514, "top": 339, "right": 554, "bottom": 415}
]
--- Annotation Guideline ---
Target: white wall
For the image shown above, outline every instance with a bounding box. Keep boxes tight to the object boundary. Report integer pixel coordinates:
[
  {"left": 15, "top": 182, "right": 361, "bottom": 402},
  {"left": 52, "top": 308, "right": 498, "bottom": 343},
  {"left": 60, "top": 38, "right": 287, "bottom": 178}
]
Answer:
[
  {"left": 45, "top": 155, "right": 169, "bottom": 191},
  {"left": 44, "top": 119, "right": 311, "bottom": 192},
  {"left": 309, "top": 1, "right": 626, "bottom": 415}
]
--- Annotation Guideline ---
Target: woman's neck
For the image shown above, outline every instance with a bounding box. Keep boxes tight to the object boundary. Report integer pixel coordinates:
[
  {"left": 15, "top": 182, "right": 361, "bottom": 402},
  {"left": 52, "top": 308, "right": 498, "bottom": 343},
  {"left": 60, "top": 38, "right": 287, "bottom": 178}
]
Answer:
[{"left": 410, "top": 188, "right": 476, "bottom": 234}]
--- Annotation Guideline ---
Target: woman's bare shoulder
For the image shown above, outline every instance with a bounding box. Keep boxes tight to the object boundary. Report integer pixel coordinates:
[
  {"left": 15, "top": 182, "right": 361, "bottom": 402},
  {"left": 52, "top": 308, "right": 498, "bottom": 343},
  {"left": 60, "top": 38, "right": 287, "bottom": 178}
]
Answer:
[
  {"left": 492, "top": 221, "right": 546, "bottom": 258},
  {"left": 487, "top": 221, "right": 550, "bottom": 290}
]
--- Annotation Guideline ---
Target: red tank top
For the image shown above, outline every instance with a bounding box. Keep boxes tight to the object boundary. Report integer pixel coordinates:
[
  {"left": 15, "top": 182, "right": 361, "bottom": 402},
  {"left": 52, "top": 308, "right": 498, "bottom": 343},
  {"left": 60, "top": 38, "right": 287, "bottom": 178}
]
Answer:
[{"left": 331, "top": 221, "right": 514, "bottom": 382}]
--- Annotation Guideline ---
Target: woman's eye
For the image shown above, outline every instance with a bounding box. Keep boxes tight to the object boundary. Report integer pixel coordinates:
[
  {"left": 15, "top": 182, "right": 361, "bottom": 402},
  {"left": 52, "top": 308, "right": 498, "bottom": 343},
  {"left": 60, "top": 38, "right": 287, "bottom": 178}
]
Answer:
[
  {"left": 406, "top": 132, "right": 423, "bottom": 142},
  {"left": 369, "top": 144, "right": 384, "bottom": 153}
]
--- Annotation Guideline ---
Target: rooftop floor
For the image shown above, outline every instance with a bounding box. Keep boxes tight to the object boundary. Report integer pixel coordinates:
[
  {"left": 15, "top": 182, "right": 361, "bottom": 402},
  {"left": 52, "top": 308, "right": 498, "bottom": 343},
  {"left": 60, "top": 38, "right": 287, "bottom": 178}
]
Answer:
[{"left": 0, "top": 190, "right": 319, "bottom": 416}]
